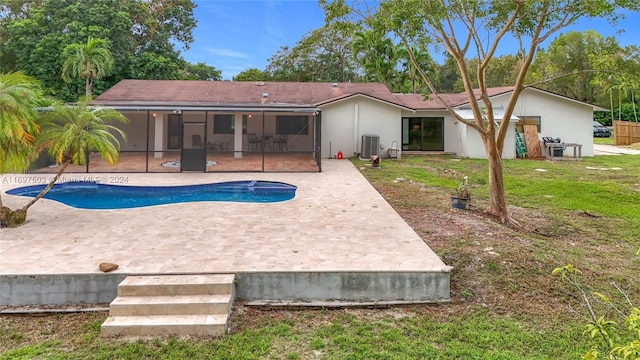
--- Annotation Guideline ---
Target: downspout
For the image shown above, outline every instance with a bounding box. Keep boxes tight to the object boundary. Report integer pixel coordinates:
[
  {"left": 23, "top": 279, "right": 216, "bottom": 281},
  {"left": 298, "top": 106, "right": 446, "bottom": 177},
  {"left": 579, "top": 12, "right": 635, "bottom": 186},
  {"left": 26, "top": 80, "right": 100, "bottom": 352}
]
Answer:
[{"left": 353, "top": 102, "right": 359, "bottom": 156}]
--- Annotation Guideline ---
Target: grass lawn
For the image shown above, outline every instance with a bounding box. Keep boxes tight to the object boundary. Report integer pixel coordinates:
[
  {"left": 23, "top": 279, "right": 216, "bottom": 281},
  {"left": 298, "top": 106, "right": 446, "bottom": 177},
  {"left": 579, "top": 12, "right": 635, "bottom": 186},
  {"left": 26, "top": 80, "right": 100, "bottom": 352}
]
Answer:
[
  {"left": 1, "top": 154, "right": 639, "bottom": 359},
  {"left": 593, "top": 136, "right": 614, "bottom": 145}
]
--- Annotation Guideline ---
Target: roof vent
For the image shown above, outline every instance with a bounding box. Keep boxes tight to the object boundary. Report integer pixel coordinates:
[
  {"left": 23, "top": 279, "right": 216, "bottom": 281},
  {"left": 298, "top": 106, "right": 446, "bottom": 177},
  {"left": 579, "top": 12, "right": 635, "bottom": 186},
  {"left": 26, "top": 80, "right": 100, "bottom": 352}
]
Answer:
[
  {"left": 262, "top": 92, "right": 269, "bottom": 98},
  {"left": 254, "top": 81, "right": 266, "bottom": 86},
  {"left": 331, "top": 83, "right": 338, "bottom": 87}
]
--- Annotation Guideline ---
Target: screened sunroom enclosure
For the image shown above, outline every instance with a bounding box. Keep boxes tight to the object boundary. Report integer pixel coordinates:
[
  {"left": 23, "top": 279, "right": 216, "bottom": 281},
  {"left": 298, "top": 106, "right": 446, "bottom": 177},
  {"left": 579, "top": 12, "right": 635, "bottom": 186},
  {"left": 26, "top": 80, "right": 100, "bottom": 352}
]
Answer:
[{"left": 34, "top": 107, "right": 322, "bottom": 173}]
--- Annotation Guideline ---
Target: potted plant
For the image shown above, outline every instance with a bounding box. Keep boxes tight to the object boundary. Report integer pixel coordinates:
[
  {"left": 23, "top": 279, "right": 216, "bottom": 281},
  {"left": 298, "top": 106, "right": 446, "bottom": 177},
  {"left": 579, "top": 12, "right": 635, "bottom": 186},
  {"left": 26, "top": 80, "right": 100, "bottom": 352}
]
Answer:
[{"left": 451, "top": 176, "right": 470, "bottom": 209}]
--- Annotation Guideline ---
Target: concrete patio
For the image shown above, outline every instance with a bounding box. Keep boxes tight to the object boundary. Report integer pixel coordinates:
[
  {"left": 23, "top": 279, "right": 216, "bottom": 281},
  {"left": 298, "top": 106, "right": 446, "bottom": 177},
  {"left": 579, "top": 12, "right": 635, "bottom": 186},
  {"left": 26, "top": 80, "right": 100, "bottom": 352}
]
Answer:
[{"left": 0, "top": 160, "right": 451, "bottom": 306}]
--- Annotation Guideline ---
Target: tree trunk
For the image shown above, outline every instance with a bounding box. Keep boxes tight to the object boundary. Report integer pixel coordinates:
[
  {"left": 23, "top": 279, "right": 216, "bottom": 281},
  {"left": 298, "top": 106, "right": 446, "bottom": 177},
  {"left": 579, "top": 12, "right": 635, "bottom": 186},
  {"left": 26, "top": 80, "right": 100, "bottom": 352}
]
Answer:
[
  {"left": 21, "top": 162, "right": 70, "bottom": 213},
  {"left": 483, "top": 137, "right": 511, "bottom": 224},
  {"left": 0, "top": 206, "right": 27, "bottom": 228},
  {"left": 86, "top": 78, "right": 92, "bottom": 100}
]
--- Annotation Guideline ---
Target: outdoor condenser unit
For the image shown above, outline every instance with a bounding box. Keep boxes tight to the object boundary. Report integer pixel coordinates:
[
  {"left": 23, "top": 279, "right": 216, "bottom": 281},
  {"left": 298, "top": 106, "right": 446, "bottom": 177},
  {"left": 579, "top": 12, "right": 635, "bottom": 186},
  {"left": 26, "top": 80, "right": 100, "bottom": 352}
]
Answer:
[{"left": 360, "top": 134, "right": 380, "bottom": 159}]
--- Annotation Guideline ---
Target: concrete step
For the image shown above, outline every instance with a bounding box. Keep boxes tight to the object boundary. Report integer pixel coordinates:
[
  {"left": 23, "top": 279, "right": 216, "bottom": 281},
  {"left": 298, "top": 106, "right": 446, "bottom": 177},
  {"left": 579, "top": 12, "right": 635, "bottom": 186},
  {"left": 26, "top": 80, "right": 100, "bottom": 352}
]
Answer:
[
  {"left": 109, "top": 294, "right": 233, "bottom": 316},
  {"left": 101, "top": 314, "right": 228, "bottom": 337},
  {"left": 101, "top": 274, "right": 235, "bottom": 338},
  {"left": 117, "top": 274, "right": 235, "bottom": 297}
]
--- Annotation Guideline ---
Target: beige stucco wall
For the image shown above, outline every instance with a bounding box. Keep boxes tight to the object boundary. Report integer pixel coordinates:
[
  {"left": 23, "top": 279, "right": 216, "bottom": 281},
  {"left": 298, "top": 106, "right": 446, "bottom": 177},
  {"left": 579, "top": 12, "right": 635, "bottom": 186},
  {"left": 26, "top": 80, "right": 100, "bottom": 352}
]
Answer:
[{"left": 113, "top": 111, "right": 151, "bottom": 151}]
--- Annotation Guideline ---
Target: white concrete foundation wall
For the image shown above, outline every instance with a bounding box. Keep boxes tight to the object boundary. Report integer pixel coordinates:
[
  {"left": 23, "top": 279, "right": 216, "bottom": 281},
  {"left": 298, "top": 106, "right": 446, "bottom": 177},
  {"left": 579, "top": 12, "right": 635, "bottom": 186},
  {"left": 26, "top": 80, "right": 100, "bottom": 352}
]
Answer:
[
  {"left": 235, "top": 272, "right": 451, "bottom": 302},
  {"left": 1, "top": 274, "right": 127, "bottom": 306},
  {"left": 1, "top": 271, "right": 451, "bottom": 305}
]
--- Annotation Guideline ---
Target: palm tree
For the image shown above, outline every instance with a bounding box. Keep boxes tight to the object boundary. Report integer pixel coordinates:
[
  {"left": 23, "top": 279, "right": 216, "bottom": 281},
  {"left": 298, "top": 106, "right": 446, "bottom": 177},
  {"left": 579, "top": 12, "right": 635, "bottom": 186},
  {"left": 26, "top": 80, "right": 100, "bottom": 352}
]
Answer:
[
  {"left": 397, "top": 46, "right": 435, "bottom": 94},
  {"left": 61, "top": 37, "right": 114, "bottom": 100},
  {"left": 351, "top": 30, "right": 399, "bottom": 89},
  {"left": 2, "top": 98, "right": 127, "bottom": 227},
  {"left": 0, "top": 72, "right": 43, "bottom": 225},
  {"left": 0, "top": 72, "right": 43, "bottom": 174}
]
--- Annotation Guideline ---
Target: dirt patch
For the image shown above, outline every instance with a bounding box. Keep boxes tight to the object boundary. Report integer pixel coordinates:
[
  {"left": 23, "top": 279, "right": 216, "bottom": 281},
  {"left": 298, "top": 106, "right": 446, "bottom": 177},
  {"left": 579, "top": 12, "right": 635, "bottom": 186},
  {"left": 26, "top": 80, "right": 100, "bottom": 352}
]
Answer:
[{"left": 2, "top": 165, "right": 637, "bottom": 348}]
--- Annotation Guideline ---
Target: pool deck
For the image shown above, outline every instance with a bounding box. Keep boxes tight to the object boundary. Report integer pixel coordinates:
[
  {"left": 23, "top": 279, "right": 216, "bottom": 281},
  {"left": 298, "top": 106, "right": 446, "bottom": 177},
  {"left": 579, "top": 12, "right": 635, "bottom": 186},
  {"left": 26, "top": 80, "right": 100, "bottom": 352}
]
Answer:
[{"left": 0, "top": 160, "right": 451, "bottom": 306}]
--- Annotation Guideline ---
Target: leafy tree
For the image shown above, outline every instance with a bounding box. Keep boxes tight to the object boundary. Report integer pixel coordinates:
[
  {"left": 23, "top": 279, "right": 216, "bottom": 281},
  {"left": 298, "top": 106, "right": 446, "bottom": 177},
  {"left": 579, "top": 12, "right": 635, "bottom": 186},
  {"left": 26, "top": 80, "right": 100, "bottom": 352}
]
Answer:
[
  {"left": 554, "top": 263, "right": 640, "bottom": 360},
  {"left": 397, "top": 45, "right": 435, "bottom": 94},
  {"left": 0, "top": 72, "right": 42, "bottom": 175},
  {"left": 467, "top": 55, "right": 523, "bottom": 89},
  {"left": 435, "top": 54, "right": 521, "bottom": 93},
  {"left": 0, "top": 72, "right": 43, "bottom": 226},
  {"left": 266, "top": 23, "right": 360, "bottom": 82},
  {"left": 351, "top": 30, "right": 399, "bottom": 89},
  {"left": 323, "top": 0, "right": 640, "bottom": 224},
  {"left": 233, "top": 68, "right": 270, "bottom": 82},
  {"left": 0, "top": 0, "right": 200, "bottom": 100},
  {"left": 183, "top": 62, "right": 222, "bottom": 81},
  {"left": 62, "top": 37, "right": 115, "bottom": 100},
  {"left": 592, "top": 44, "right": 640, "bottom": 122},
  {"left": 595, "top": 103, "right": 640, "bottom": 125},
  {"left": 527, "top": 31, "right": 621, "bottom": 107},
  {"left": 0, "top": 99, "right": 127, "bottom": 227},
  {"left": 129, "top": 52, "right": 183, "bottom": 80},
  {"left": 435, "top": 54, "right": 463, "bottom": 93}
]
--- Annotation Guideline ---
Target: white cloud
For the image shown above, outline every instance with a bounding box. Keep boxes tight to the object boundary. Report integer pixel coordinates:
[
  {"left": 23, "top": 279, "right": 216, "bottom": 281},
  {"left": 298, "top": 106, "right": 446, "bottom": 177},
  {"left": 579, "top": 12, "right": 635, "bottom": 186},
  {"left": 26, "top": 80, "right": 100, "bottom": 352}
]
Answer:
[{"left": 205, "top": 48, "right": 249, "bottom": 59}]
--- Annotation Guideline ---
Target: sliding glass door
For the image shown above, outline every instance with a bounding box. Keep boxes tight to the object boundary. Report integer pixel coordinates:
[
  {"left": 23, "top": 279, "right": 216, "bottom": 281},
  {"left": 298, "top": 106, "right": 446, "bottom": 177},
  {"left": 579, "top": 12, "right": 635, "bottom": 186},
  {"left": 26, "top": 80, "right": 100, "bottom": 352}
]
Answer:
[{"left": 402, "top": 117, "right": 444, "bottom": 151}]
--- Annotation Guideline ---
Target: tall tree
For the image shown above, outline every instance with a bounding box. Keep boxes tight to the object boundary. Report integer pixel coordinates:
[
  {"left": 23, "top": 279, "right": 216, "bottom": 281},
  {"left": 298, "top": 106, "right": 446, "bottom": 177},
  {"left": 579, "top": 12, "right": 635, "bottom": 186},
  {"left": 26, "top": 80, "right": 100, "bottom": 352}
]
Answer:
[
  {"left": 233, "top": 68, "right": 270, "bottom": 82},
  {"left": 397, "top": 45, "right": 435, "bottom": 94},
  {"left": 62, "top": 37, "right": 115, "bottom": 100},
  {"left": 527, "top": 31, "right": 621, "bottom": 106},
  {"left": 183, "top": 62, "right": 222, "bottom": 81},
  {"left": 323, "top": 0, "right": 639, "bottom": 224},
  {"left": 0, "top": 72, "right": 42, "bottom": 175},
  {"left": 0, "top": 0, "right": 200, "bottom": 100},
  {"left": 351, "top": 30, "right": 399, "bottom": 89},
  {"left": 435, "top": 54, "right": 463, "bottom": 93},
  {"left": 0, "top": 99, "right": 127, "bottom": 227},
  {"left": 266, "top": 23, "right": 360, "bottom": 82},
  {"left": 0, "top": 72, "right": 43, "bottom": 226}
]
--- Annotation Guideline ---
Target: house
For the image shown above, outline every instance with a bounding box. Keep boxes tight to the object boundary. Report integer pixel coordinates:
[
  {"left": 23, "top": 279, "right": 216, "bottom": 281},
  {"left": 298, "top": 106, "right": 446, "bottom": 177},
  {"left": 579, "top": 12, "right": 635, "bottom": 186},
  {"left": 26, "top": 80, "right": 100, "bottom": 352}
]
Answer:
[{"left": 91, "top": 80, "right": 602, "bottom": 172}]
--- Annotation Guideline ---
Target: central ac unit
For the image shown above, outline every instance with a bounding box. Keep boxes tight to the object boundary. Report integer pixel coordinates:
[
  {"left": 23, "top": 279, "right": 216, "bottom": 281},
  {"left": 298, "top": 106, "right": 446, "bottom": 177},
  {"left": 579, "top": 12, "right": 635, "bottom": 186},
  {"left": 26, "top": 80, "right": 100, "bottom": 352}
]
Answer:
[{"left": 360, "top": 134, "right": 380, "bottom": 159}]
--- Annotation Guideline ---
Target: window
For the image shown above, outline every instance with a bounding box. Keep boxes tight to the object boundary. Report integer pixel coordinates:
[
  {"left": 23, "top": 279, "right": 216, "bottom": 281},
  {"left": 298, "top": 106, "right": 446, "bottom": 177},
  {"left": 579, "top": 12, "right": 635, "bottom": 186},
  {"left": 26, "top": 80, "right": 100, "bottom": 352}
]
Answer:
[
  {"left": 515, "top": 116, "right": 541, "bottom": 133},
  {"left": 214, "top": 115, "right": 233, "bottom": 134},
  {"left": 214, "top": 114, "right": 247, "bottom": 134},
  {"left": 276, "top": 115, "right": 308, "bottom": 135}
]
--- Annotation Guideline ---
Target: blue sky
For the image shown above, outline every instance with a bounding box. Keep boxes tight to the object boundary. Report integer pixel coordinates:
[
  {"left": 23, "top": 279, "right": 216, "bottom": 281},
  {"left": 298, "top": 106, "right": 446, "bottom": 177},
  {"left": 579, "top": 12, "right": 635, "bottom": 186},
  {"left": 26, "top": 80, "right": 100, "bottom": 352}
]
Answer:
[{"left": 181, "top": 1, "right": 640, "bottom": 80}]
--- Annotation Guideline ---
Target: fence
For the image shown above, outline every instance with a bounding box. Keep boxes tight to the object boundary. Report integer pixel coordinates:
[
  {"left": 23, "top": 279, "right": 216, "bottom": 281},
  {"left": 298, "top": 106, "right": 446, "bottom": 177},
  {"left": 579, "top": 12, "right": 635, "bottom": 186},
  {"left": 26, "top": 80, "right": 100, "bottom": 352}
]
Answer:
[{"left": 613, "top": 121, "right": 640, "bottom": 145}]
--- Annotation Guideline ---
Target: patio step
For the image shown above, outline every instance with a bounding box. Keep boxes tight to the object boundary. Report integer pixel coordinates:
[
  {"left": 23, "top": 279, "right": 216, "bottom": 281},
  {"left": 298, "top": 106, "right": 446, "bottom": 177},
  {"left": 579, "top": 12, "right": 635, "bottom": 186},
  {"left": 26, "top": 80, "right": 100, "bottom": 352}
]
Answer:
[
  {"left": 117, "top": 274, "right": 235, "bottom": 296},
  {"left": 101, "top": 274, "right": 235, "bottom": 338},
  {"left": 101, "top": 314, "right": 229, "bottom": 337}
]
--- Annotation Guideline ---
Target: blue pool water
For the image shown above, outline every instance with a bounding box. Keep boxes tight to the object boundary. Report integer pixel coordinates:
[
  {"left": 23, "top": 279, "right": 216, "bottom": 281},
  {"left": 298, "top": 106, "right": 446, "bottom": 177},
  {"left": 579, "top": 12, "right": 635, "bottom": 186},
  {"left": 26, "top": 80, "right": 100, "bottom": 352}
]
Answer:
[{"left": 6, "top": 180, "right": 297, "bottom": 209}]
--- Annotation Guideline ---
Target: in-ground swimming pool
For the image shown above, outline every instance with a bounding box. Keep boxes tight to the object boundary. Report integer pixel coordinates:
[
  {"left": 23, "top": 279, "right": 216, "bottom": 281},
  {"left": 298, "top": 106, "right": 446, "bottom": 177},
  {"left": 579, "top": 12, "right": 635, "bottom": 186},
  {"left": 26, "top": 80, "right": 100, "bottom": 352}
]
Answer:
[{"left": 6, "top": 180, "right": 297, "bottom": 209}]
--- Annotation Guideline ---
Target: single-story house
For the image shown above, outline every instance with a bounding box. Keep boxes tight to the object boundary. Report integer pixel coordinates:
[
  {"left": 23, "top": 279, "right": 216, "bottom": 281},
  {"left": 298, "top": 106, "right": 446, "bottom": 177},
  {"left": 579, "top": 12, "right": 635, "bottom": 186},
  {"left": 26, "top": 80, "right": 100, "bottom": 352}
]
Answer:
[{"left": 88, "top": 80, "right": 603, "bottom": 173}]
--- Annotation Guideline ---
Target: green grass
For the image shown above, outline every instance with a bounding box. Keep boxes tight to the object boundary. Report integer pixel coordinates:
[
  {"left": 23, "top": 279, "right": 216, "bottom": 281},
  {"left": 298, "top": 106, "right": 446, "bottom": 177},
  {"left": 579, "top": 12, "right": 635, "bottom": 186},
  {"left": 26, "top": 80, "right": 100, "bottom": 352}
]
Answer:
[
  {"left": 0, "top": 310, "right": 587, "bottom": 360},
  {"left": 593, "top": 137, "right": 614, "bottom": 145},
  {"left": 2, "top": 153, "right": 638, "bottom": 359},
  {"left": 363, "top": 154, "right": 640, "bottom": 240}
]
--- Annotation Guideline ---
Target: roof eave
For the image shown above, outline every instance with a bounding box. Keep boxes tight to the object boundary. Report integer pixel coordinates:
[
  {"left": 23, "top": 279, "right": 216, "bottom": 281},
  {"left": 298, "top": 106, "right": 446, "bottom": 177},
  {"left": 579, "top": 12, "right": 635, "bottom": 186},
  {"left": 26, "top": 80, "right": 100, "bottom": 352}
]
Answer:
[{"left": 316, "top": 93, "right": 415, "bottom": 112}]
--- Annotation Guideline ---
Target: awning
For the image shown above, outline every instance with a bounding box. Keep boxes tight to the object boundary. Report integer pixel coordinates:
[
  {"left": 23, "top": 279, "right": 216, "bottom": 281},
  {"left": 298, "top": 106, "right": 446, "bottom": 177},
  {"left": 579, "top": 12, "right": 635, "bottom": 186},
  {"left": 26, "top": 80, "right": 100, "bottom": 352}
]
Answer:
[{"left": 454, "top": 108, "right": 520, "bottom": 122}]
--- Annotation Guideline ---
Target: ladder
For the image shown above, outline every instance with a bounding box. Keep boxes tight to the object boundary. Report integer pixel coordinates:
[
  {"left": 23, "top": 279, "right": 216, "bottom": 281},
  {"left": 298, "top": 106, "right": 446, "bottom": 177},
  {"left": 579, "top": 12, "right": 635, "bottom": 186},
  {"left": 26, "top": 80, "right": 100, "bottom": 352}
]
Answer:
[{"left": 515, "top": 129, "right": 527, "bottom": 158}]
